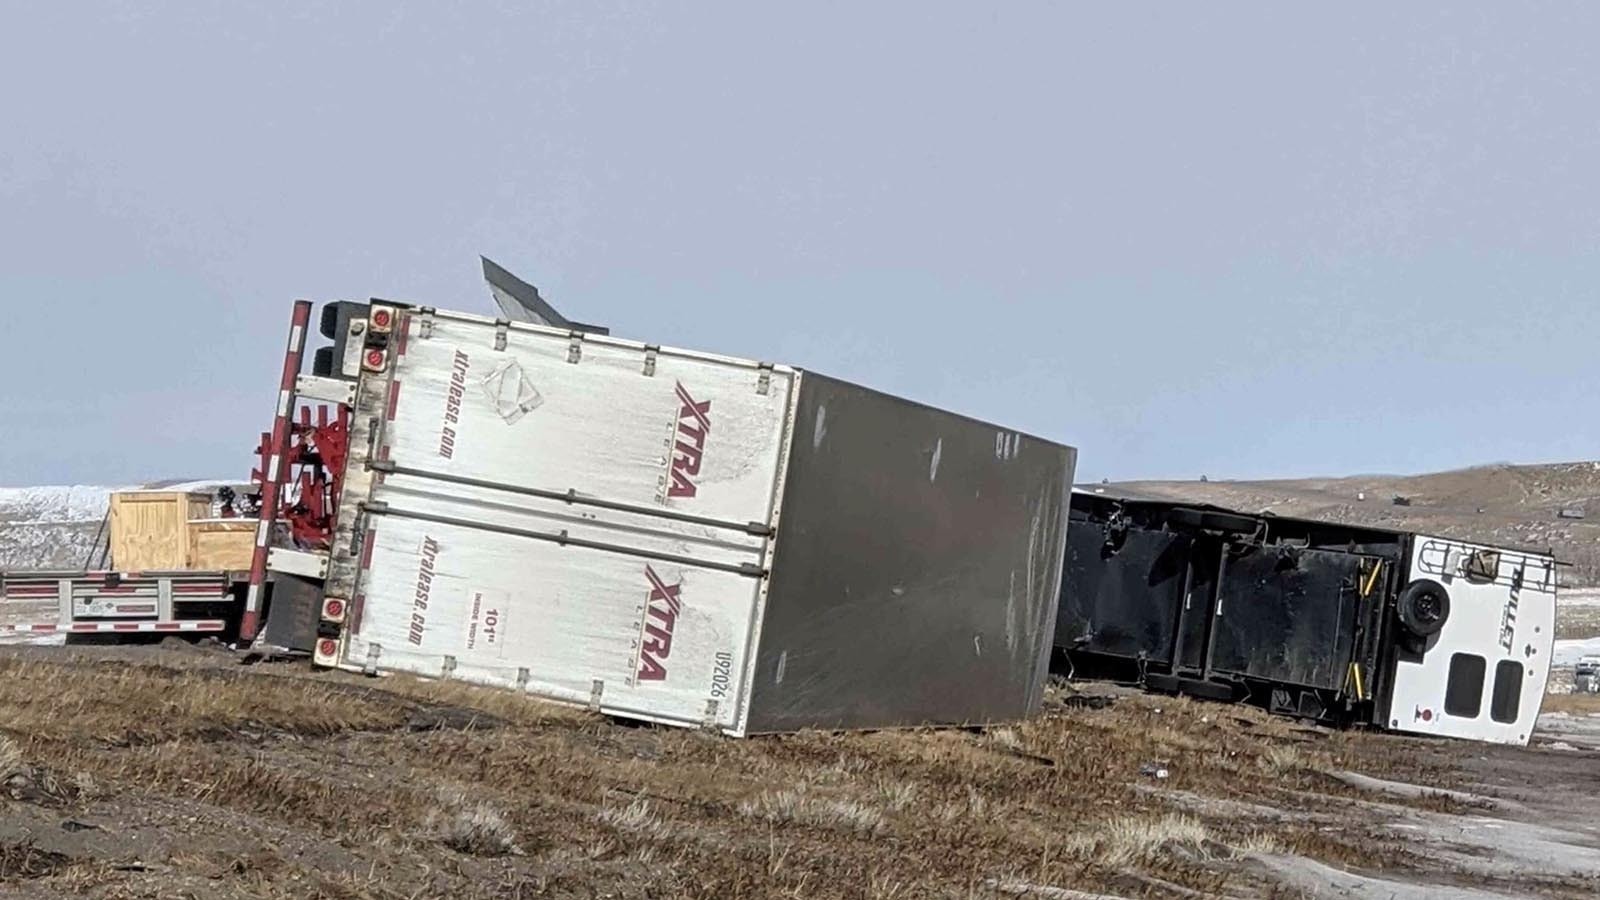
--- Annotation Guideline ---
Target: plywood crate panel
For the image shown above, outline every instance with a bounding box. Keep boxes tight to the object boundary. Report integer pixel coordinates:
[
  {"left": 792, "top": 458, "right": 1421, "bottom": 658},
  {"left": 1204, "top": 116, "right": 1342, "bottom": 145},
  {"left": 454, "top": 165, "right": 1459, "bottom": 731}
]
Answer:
[
  {"left": 187, "top": 520, "right": 257, "bottom": 571},
  {"left": 109, "top": 492, "right": 212, "bottom": 571}
]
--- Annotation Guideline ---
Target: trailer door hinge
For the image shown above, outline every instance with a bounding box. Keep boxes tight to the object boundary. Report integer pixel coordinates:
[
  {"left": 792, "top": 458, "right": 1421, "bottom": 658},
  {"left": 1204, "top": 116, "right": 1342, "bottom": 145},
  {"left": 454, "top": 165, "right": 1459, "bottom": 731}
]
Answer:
[
  {"left": 642, "top": 345, "right": 659, "bottom": 377},
  {"left": 567, "top": 333, "right": 583, "bottom": 364},
  {"left": 417, "top": 309, "right": 436, "bottom": 340},
  {"left": 441, "top": 655, "right": 457, "bottom": 678},
  {"left": 494, "top": 319, "right": 509, "bottom": 351},
  {"left": 589, "top": 679, "right": 605, "bottom": 710},
  {"left": 756, "top": 363, "right": 774, "bottom": 395}
]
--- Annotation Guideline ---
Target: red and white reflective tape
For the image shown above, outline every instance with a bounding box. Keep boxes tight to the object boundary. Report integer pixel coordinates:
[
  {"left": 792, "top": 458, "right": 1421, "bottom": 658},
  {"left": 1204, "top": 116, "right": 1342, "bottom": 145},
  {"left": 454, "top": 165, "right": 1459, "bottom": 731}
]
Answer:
[
  {"left": 242, "top": 299, "right": 313, "bottom": 642},
  {"left": 391, "top": 311, "right": 408, "bottom": 359},
  {"left": 4, "top": 586, "right": 227, "bottom": 598},
  {"left": 0, "top": 620, "right": 227, "bottom": 634}
]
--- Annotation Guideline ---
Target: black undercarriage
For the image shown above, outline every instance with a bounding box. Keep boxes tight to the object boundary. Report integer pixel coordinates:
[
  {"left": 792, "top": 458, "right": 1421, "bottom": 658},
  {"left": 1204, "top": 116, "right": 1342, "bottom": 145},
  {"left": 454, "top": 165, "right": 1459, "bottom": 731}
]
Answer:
[{"left": 1054, "top": 492, "right": 1412, "bottom": 728}]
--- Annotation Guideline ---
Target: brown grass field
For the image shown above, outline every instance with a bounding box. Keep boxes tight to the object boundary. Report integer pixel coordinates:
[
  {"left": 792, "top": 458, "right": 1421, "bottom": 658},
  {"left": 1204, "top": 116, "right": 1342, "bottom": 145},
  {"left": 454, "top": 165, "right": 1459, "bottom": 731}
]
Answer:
[{"left": 1, "top": 643, "right": 1598, "bottom": 899}]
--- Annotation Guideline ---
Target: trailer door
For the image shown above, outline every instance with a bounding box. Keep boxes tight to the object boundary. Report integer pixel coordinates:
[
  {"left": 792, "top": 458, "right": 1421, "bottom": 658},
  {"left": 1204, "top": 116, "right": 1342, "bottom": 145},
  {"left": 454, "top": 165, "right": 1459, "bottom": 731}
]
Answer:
[
  {"left": 1387, "top": 537, "right": 1556, "bottom": 746},
  {"left": 1209, "top": 544, "right": 1371, "bottom": 691},
  {"left": 340, "top": 310, "right": 796, "bottom": 735}
]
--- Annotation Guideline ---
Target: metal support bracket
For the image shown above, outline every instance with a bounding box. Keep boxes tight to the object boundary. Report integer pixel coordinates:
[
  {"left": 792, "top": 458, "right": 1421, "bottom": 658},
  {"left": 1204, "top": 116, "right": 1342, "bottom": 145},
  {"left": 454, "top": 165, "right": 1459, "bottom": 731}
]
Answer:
[
  {"left": 267, "top": 547, "right": 332, "bottom": 580},
  {"left": 296, "top": 374, "right": 357, "bottom": 407}
]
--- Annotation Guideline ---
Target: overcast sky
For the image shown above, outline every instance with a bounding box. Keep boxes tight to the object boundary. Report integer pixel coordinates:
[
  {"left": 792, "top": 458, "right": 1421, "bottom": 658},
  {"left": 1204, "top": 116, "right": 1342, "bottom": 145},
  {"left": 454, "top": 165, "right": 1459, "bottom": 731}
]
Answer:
[{"left": 2, "top": 3, "right": 1596, "bottom": 486}]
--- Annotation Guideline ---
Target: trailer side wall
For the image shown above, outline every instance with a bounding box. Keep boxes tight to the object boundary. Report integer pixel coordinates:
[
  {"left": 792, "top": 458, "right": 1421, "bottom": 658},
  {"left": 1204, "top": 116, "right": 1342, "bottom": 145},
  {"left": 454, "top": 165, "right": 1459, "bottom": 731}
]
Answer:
[{"left": 742, "top": 373, "right": 1074, "bottom": 733}]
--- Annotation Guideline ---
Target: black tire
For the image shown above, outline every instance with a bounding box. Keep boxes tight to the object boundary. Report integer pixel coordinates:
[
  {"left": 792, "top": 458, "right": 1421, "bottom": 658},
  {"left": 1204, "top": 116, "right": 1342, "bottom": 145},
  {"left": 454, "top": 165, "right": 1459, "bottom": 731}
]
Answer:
[{"left": 1397, "top": 579, "right": 1451, "bottom": 636}]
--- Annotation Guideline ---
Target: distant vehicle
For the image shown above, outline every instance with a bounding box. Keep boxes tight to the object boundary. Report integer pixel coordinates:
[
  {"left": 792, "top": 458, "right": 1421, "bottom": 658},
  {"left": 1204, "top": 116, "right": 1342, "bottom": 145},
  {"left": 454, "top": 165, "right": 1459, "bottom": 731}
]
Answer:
[
  {"left": 1575, "top": 656, "right": 1600, "bottom": 693},
  {"left": 1057, "top": 489, "right": 1558, "bottom": 747}
]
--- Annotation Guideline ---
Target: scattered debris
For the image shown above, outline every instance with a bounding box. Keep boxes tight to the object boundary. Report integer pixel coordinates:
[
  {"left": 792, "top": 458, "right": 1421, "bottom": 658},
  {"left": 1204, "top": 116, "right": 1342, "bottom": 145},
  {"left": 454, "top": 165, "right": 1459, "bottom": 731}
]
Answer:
[{"left": 1139, "top": 762, "right": 1171, "bottom": 780}]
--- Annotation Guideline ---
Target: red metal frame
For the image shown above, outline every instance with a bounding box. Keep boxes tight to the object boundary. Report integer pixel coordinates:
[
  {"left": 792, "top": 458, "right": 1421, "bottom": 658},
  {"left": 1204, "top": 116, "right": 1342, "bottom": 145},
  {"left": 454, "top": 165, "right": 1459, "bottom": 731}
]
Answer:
[
  {"left": 241, "top": 301, "right": 314, "bottom": 641},
  {"left": 251, "top": 404, "right": 350, "bottom": 551}
]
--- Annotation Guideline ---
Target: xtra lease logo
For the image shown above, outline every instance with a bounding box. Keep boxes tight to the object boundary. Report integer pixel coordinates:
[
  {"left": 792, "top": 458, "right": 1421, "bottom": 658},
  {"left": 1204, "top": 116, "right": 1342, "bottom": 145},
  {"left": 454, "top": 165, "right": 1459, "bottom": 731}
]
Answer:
[
  {"left": 635, "top": 565, "right": 684, "bottom": 682},
  {"left": 439, "top": 350, "right": 471, "bottom": 459},
  {"left": 666, "top": 381, "right": 711, "bottom": 500},
  {"left": 409, "top": 536, "right": 440, "bottom": 645}
]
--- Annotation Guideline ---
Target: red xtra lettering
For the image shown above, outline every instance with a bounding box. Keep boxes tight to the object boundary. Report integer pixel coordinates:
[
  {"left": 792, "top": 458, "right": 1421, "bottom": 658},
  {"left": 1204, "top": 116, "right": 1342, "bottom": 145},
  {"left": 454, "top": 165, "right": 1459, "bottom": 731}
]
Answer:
[
  {"left": 667, "top": 382, "right": 711, "bottom": 499},
  {"left": 636, "top": 565, "right": 684, "bottom": 681}
]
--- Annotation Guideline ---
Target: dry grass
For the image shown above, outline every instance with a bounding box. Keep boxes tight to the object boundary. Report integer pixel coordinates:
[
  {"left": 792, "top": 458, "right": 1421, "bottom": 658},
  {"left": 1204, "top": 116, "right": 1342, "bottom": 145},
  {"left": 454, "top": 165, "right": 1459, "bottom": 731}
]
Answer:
[
  {"left": 595, "top": 796, "right": 671, "bottom": 841},
  {"left": 425, "top": 789, "right": 521, "bottom": 857},
  {"left": 0, "top": 734, "right": 23, "bottom": 780},
  {"left": 1230, "top": 830, "right": 1284, "bottom": 856},
  {"left": 1539, "top": 691, "right": 1600, "bottom": 715},
  {"left": 1065, "top": 813, "right": 1213, "bottom": 867},
  {"left": 0, "top": 657, "right": 409, "bottom": 744},
  {"left": 738, "top": 785, "right": 887, "bottom": 835},
  {"left": 0, "top": 645, "right": 1505, "bottom": 898},
  {"left": 1257, "top": 743, "right": 1310, "bottom": 776}
]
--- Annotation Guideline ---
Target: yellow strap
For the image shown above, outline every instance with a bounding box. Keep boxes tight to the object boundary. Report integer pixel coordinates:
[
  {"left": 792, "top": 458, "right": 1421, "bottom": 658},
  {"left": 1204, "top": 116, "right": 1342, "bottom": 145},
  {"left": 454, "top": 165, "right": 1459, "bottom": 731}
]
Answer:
[{"left": 1361, "top": 561, "right": 1383, "bottom": 598}]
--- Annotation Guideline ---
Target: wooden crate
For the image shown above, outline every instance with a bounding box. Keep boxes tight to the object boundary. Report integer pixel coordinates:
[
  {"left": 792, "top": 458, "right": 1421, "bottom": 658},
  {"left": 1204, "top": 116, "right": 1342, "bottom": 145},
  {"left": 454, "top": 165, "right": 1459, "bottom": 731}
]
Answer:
[
  {"left": 187, "top": 520, "right": 257, "bottom": 571},
  {"left": 109, "top": 492, "right": 213, "bottom": 572}
]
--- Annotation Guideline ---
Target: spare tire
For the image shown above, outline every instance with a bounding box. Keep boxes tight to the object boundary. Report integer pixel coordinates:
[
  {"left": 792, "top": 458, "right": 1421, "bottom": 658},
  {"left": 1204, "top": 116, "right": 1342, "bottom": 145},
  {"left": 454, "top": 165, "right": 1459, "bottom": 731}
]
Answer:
[{"left": 1397, "top": 579, "right": 1450, "bottom": 637}]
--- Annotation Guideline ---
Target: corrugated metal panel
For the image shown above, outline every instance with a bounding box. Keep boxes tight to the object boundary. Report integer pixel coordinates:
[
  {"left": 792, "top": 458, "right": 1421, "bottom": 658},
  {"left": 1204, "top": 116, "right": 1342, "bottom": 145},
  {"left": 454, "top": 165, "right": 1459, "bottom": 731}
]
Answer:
[{"left": 743, "top": 372, "right": 1074, "bottom": 733}]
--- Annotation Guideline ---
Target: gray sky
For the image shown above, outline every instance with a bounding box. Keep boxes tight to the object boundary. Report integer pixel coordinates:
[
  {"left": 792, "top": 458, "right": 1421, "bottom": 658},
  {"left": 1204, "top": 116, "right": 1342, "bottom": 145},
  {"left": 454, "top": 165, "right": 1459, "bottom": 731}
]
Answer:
[{"left": 2, "top": 3, "right": 1596, "bottom": 486}]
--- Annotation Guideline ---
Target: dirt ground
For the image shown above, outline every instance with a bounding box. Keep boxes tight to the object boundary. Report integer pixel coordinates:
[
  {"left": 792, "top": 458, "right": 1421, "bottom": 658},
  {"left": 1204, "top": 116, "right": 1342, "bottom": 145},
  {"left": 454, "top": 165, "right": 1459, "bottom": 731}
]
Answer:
[{"left": 1, "top": 642, "right": 1598, "bottom": 900}]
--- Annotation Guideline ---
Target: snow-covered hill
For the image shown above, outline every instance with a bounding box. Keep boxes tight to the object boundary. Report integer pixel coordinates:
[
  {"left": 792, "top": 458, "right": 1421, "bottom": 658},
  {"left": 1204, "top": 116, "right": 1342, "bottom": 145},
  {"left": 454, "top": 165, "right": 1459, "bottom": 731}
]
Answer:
[
  {"left": 0, "top": 485, "right": 126, "bottom": 570},
  {"left": 1, "top": 480, "right": 251, "bottom": 571}
]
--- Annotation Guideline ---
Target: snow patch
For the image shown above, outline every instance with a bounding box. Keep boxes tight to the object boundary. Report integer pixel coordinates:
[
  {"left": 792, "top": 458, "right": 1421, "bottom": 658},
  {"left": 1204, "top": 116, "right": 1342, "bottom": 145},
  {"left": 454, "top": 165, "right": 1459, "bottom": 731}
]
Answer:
[
  {"left": 0, "top": 484, "right": 124, "bottom": 570},
  {"left": 0, "top": 485, "right": 121, "bottom": 524}
]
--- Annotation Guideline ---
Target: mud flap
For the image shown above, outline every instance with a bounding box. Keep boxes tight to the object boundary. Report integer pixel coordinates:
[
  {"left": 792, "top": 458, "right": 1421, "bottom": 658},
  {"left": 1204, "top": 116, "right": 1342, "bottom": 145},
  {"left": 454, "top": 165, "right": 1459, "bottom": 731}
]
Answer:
[{"left": 255, "top": 574, "right": 322, "bottom": 654}]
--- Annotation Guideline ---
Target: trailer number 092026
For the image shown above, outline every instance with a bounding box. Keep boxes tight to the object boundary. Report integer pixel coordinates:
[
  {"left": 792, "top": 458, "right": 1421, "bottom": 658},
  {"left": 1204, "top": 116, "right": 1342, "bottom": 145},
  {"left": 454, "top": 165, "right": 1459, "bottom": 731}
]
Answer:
[{"left": 710, "top": 651, "right": 734, "bottom": 700}]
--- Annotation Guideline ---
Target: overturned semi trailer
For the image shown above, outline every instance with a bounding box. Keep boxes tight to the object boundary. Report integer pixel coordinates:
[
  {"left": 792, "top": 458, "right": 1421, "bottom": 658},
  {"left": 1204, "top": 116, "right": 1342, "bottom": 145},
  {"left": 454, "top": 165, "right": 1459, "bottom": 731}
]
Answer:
[
  {"left": 258, "top": 299, "right": 1076, "bottom": 735},
  {"left": 1057, "top": 489, "right": 1556, "bottom": 746}
]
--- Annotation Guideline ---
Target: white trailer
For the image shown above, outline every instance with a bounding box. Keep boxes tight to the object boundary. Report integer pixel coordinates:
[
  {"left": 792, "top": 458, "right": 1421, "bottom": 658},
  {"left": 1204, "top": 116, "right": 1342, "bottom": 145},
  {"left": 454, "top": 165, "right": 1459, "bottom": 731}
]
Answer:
[{"left": 261, "top": 301, "right": 1076, "bottom": 735}]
